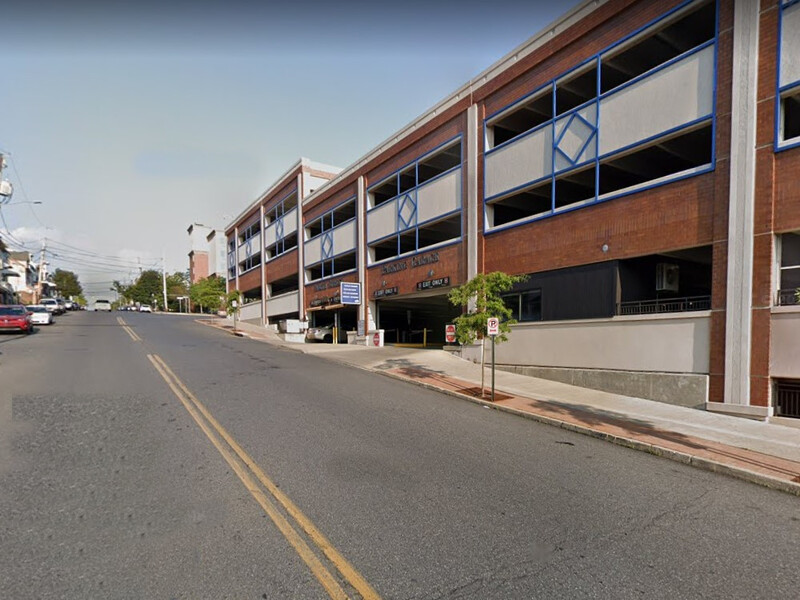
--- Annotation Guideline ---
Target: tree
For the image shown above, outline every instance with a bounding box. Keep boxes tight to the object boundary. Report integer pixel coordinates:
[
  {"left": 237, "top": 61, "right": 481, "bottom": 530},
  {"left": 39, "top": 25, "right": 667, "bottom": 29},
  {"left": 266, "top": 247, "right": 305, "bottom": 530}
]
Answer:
[
  {"left": 448, "top": 271, "right": 527, "bottom": 397},
  {"left": 129, "top": 269, "right": 162, "bottom": 305},
  {"left": 165, "top": 271, "right": 189, "bottom": 311},
  {"left": 189, "top": 275, "right": 226, "bottom": 313},
  {"left": 51, "top": 269, "right": 83, "bottom": 298}
]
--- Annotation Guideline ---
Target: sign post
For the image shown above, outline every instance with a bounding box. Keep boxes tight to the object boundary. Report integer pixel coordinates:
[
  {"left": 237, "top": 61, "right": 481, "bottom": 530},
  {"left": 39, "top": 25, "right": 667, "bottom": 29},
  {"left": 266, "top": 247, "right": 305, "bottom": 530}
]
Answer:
[{"left": 487, "top": 317, "right": 499, "bottom": 400}]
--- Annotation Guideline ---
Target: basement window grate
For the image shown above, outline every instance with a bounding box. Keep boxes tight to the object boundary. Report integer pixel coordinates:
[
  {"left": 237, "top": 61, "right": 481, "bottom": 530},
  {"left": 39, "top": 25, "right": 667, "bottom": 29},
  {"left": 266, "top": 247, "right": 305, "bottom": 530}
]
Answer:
[{"left": 775, "top": 379, "right": 800, "bottom": 419}]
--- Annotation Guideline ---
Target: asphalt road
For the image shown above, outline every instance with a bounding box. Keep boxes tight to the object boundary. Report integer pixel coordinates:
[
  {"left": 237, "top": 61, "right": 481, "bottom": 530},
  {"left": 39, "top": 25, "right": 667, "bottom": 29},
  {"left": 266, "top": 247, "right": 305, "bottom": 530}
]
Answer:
[{"left": 1, "top": 311, "right": 798, "bottom": 599}]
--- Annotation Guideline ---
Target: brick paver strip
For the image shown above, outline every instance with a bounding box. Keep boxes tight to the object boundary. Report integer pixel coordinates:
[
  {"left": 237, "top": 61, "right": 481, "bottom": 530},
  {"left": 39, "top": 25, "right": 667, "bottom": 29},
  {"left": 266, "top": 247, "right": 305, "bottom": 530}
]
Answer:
[{"left": 387, "top": 367, "right": 800, "bottom": 492}]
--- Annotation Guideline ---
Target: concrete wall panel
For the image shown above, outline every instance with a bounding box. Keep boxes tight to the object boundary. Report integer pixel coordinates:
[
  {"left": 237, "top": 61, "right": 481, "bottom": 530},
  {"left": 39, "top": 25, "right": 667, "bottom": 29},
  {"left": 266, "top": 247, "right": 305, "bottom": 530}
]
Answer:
[
  {"left": 485, "top": 126, "right": 552, "bottom": 198},
  {"left": 417, "top": 169, "right": 462, "bottom": 223},
  {"left": 599, "top": 45, "right": 715, "bottom": 156}
]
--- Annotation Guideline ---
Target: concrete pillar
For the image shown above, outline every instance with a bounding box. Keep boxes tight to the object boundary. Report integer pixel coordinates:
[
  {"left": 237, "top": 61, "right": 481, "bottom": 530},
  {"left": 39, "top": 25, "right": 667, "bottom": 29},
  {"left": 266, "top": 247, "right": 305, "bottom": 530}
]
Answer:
[
  {"left": 466, "top": 103, "right": 479, "bottom": 283},
  {"left": 713, "top": 0, "right": 773, "bottom": 418},
  {"left": 260, "top": 204, "right": 266, "bottom": 326},
  {"left": 296, "top": 173, "right": 305, "bottom": 323}
]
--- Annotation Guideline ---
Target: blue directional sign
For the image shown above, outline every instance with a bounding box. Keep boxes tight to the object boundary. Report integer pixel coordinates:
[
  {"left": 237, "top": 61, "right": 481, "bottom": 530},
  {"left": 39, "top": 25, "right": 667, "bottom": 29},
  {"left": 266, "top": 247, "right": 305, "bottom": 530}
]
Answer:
[{"left": 340, "top": 282, "right": 361, "bottom": 305}]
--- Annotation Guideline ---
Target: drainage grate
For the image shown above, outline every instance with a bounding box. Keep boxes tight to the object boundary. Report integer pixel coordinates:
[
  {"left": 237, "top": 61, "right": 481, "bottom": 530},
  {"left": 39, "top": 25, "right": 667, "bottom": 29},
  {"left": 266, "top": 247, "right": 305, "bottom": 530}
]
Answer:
[{"left": 775, "top": 379, "right": 800, "bottom": 418}]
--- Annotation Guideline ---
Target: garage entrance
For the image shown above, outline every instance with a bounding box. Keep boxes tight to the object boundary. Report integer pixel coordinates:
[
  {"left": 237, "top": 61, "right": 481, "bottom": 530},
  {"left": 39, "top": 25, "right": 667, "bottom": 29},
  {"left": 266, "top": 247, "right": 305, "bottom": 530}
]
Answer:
[
  {"left": 376, "top": 293, "right": 461, "bottom": 346},
  {"left": 307, "top": 304, "right": 358, "bottom": 343}
]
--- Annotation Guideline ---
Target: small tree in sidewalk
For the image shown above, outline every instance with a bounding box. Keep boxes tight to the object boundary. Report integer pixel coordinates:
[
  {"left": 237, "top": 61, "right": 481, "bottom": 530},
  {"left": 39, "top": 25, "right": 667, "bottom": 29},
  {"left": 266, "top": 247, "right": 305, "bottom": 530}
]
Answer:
[{"left": 448, "top": 271, "right": 527, "bottom": 398}]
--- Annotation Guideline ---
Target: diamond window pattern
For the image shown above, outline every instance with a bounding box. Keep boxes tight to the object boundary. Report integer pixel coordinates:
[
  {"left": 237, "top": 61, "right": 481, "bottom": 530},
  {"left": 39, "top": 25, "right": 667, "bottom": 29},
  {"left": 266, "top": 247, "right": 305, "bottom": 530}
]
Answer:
[
  {"left": 321, "top": 232, "right": 333, "bottom": 259},
  {"left": 398, "top": 193, "right": 417, "bottom": 230}
]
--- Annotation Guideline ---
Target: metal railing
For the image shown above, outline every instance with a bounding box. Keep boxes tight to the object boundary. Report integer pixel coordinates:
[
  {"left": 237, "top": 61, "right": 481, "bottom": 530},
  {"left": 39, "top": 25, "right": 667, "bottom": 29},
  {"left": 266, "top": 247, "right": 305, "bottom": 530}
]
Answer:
[
  {"left": 775, "top": 380, "right": 800, "bottom": 419},
  {"left": 617, "top": 295, "right": 711, "bottom": 316},
  {"left": 777, "top": 289, "right": 799, "bottom": 306}
]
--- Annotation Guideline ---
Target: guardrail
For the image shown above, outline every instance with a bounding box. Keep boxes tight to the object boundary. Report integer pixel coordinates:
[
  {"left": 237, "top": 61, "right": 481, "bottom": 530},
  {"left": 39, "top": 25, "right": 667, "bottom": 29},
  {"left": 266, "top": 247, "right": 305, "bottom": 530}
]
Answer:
[{"left": 617, "top": 295, "right": 711, "bottom": 316}]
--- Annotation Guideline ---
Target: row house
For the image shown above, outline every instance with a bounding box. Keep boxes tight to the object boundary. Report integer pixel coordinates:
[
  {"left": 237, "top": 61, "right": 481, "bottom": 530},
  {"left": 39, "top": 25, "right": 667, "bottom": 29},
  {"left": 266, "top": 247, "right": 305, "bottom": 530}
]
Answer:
[{"left": 225, "top": 0, "right": 800, "bottom": 423}]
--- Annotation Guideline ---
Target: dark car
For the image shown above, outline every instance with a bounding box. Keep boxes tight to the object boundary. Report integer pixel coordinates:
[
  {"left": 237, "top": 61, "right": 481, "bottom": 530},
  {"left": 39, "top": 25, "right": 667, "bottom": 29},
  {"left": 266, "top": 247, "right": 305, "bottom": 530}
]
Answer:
[{"left": 0, "top": 305, "right": 34, "bottom": 334}]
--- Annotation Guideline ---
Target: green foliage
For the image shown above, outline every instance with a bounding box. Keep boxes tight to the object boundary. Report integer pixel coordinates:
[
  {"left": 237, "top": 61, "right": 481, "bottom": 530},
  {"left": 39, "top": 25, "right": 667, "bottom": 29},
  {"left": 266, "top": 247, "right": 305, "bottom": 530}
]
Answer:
[
  {"left": 165, "top": 271, "right": 189, "bottom": 310},
  {"left": 189, "top": 275, "right": 226, "bottom": 312},
  {"left": 128, "top": 269, "right": 162, "bottom": 304},
  {"left": 51, "top": 268, "right": 83, "bottom": 298},
  {"left": 225, "top": 290, "right": 242, "bottom": 316},
  {"left": 448, "top": 271, "right": 527, "bottom": 345}
]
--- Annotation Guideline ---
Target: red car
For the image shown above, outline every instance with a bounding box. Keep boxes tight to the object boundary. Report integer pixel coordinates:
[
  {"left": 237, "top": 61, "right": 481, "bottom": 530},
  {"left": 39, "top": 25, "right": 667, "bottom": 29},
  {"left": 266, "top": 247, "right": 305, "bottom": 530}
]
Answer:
[{"left": 0, "top": 305, "right": 34, "bottom": 334}]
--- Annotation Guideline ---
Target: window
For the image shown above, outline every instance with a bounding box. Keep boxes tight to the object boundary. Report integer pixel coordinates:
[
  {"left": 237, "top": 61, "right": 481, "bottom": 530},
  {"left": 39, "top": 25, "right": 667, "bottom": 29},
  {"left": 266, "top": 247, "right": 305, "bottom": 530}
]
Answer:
[
  {"left": 265, "top": 233, "right": 298, "bottom": 260},
  {"left": 239, "top": 252, "right": 261, "bottom": 273},
  {"left": 368, "top": 214, "right": 461, "bottom": 262},
  {"left": 368, "top": 140, "right": 462, "bottom": 209},
  {"left": 265, "top": 192, "right": 298, "bottom": 224},
  {"left": 306, "top": 199, "right": 356, "bottom": 239},
  {"left": 600, "top": 1, "right": 715, "bottom": 94},
  {"left": 238, "top": 222, "right": 260, "bottom": 244},
  {"left": 306, "top": 251, "right": 357, "bottom": 282},
  {"left": 779, "top": 232, "right": 800, "bottom": 305},
  {"left": 781, "top": 89, "right": 800, "bottom": 143},
  {"left": 502, "top": 290, "right": 542, "bottom": 322}
]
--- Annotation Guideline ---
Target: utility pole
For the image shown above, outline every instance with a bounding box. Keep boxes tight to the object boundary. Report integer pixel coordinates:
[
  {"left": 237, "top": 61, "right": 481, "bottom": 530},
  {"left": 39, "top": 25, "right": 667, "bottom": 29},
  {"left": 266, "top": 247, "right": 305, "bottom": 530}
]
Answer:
[
  {"left": 162, "top": 253, "right": 168, "bottom": 312},
  {"left": 36, "top": 239, "right": 46, "bottom": 303}
]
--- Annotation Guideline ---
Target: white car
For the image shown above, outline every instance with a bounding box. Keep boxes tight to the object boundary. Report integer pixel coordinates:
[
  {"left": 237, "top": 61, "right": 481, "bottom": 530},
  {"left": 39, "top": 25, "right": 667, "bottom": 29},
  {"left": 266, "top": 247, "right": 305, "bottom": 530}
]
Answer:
[
  {"left": 94, "top": 299, "right": 112, "bottom": 311},
  {"left": 305, "top": 324, "right": 334, "bottom": 343},
  {"left": 26, "top": 305, "right": 54, "bottom": 325},
  {"left": 139, "top": 304, "right": 152, "bottom": 313}
]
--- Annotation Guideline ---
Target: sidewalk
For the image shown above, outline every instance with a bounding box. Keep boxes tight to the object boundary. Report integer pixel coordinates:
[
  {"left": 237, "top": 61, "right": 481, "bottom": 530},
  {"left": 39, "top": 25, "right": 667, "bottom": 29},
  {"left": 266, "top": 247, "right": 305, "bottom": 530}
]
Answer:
[{"left": 202, "top": 318, "right": 800, "bottom": 496}]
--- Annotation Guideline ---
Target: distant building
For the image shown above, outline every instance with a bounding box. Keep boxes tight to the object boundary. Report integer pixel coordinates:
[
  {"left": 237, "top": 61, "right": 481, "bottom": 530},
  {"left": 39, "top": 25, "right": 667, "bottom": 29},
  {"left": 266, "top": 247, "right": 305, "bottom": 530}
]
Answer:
[
  {"left": 2, "top": 251, "right": 39, "bottom": 304},
  {"left": 187, "top": 223, "right": 225, "bottom": 284}
]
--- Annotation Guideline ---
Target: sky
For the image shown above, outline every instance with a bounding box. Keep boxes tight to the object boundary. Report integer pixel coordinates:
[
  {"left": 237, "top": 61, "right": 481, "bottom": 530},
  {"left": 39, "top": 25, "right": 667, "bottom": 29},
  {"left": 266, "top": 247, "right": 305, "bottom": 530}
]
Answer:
[{"left": 0, "top": 0, "right": 578, "bottom": 299}]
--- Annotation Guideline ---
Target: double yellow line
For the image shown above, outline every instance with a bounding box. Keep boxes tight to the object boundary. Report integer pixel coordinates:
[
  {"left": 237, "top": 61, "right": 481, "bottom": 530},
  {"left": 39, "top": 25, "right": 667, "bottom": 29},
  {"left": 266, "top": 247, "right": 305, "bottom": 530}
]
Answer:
[
  {"left": 147, "top": 353, "right": 380, "bottom": 600},
  {"left": 117, "top": 317, "right": 142, "bottom": 341}
]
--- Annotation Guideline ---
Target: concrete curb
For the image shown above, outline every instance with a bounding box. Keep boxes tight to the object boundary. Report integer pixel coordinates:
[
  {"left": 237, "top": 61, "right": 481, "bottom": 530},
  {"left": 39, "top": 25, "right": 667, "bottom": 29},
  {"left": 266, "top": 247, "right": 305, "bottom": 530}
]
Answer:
[
  {"left": 199, "top": 318, "right": 800, "bottom": 496},
  {"left": 373, "top": 369, "right": 800, "bottom": 497}
]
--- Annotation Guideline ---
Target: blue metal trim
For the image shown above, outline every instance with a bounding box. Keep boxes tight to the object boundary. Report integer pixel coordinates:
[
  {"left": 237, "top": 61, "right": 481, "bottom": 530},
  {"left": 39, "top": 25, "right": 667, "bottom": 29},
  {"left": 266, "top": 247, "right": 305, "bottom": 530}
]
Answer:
[
  {"left": 597, "top": 115, "right": 713, "bottom": 162},
  {"left": 321, "top": 232, "right": 333, "bottom": 260},
  {"left": 484, "top": 171, "right": 554, "bottom": 205},
  {"left": 306, "top": 215, "right": 358, "bottom": 243},
  {"left": 365, "top": 164, "right": 462, "bottom": 216},
  {"left": 594, "top": 56, "right": 601, "bottom": 203},
  {"left": 483, "top": 163, "right": 715, "bottom": 236},
  {"left": 599, "top": 40, "right": 716, "bottom": 101},
  {"left": 776, "top": 0, "right": 784, "bottom": 151},
  {"left": 551, "top": 81, "right": 557, "bottom": 212},
  {"left": 779, "top": 80, "right": 800, "bottom": 94},
  {"left": 366, "top": 238, "right": 463, "bottom": 269},
  {"left": 276, "top": 217, "right": 284, "bottom": 241},
  {"left": 484, "top": 0, "right": 708, "bottom": 144},
  {"left": 776, "top": 138, "right": 800, "bottom": 152},
  {"left": 484, "top": 114, "right": 553, "bottom": 157},
  {"left": 367, "top": 208, "right": 462, "bottom": 247},
  {"left": 366, "top": 134, "right": 462, "bottom": 196},
  {"left": 397, "top": 193, "right": 417, "bottom": 231},
  {"left": 784, "top": 0, "right": 800, "bottom": 9},
  {"left": 306, "top": 266, "right": 359, "bottom": 285},
  {"left": 711, "top": 0, "right": 719, "bottom": 168}
]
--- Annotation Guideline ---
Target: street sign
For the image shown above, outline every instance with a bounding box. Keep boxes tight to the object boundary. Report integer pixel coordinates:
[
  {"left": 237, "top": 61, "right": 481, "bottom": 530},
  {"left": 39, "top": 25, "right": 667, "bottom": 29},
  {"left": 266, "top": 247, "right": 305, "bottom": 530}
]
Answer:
[
  {"left": 487, "top": 317, "right": 499, "bottom": 336},
  {"left": 340, "top": 282, "right": 361, "bottom": 305},
  {"left": 445, "top": 323, "right": 456, "bottom": 343},
  {"left": 373, "top": 332, "right": 381, "bottom": 346}
]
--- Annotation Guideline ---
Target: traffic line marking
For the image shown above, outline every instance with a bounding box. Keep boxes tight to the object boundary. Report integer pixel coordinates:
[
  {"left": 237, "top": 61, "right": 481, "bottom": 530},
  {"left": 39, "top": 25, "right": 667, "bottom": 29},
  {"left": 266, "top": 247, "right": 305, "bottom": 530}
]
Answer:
[
  {"left": 117, "top": 317, "right": 142, "bottom": 341},
  {"left": 147, "top": 354, "right": 380, "bottom": 600}
]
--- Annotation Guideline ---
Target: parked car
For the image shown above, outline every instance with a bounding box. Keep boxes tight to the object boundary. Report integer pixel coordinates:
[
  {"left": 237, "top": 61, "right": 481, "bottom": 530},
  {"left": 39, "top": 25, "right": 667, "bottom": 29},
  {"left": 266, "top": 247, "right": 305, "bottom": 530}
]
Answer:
[
  {"left": 25, "top": 305, "right": 54, "bottom": 325},
  {"left": 139, "top": 304, "right": 152, "bottom": 313},
  {"left": 0, "top": 305, "right": 34, "bottom": 334},
  {"left": 40, "top": 298, "right": 64, "bottom": 315},
  {"left": 306, "top": 324, "right": 334, "bottom": 343}
]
